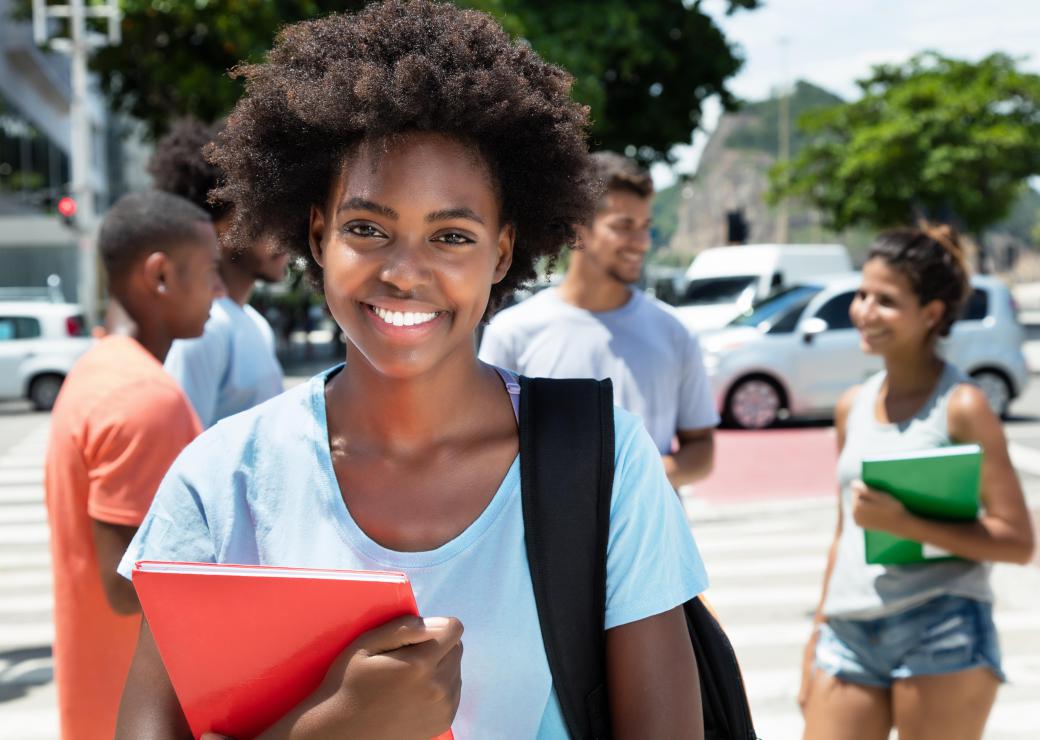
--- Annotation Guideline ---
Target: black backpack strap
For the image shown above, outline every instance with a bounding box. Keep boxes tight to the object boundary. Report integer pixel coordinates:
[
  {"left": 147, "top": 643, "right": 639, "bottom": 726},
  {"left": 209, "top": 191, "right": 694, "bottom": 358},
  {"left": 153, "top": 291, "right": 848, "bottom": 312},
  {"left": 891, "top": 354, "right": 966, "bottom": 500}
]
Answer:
[{"left": 519, "top": 376, "right": 614, "bottom": 740}]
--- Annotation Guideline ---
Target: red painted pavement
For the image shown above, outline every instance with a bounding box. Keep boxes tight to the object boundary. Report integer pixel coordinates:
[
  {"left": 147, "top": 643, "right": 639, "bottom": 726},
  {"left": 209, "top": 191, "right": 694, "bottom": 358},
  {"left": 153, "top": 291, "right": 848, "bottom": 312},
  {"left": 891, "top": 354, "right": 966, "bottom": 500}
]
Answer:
[{"left": 694, "top": 427, "right": 840, "bottom": 503}]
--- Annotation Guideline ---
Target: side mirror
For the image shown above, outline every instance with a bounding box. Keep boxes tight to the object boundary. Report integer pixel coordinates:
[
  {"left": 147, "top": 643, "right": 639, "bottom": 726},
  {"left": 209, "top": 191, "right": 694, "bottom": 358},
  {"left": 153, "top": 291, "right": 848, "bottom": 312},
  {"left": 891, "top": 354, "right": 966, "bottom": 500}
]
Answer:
[{"left": 801, "top": 317, "right": 829, "bottom": 344}]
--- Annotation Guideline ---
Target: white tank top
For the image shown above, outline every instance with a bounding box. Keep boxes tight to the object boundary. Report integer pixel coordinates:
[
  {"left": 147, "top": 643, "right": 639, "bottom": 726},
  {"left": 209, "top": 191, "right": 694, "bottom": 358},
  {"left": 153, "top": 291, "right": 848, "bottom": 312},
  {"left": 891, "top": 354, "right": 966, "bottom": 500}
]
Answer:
[{"left": 822, "top": 363, "right": 993, "bottom": 619}]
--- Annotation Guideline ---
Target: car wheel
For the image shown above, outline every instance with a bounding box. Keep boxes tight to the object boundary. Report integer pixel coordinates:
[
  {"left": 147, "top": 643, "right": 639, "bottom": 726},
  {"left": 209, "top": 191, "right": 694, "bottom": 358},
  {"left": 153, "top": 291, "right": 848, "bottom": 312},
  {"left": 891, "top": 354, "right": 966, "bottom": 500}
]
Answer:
[
  {"left": 29, "top": 374, "right": 64, "bottom": 412},
  {"left": 725, "top": 376, "right": 783, "bottom": 430},
  {"left": 970, "top": 369, "right": 1011, "bottom": 418}
]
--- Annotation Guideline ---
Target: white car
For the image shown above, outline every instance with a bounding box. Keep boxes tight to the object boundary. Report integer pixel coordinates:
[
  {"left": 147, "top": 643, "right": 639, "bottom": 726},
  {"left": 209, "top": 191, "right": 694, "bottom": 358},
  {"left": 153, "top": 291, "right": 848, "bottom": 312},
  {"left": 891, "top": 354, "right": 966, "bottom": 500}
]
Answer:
[
  {"left": 673, "top": 244, "right": 853, "bottom": 332},
  {"left": 700, "top": 274, "right": 1029, "bottom": 429},
  {"left": 0, "top": 302, "right": 93, "bottom": 410}
]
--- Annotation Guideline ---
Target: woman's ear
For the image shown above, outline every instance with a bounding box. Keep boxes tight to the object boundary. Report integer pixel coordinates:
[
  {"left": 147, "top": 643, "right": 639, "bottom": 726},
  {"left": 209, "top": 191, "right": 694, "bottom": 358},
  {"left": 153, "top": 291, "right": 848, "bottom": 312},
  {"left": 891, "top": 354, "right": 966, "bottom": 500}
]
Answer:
[
  {"left": 309, "top": 204, "right": 327, "bottom": 268},
  {"left": 491, "top": 224, "right": 515, "bottom": 284},
  {"left": 923, "top": 298, "right": 945, "bottom": 332}
]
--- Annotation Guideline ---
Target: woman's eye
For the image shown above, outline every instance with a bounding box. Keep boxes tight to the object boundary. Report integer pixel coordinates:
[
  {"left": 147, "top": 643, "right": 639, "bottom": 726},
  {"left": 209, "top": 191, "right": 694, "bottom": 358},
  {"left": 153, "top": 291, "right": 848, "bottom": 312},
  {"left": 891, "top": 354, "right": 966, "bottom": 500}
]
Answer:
[
  {"left": 345, "top": 223, "right": 384, "bottom": 238},
  {"left": 434, "top": 232, "right": 474, "bottom": 245}
]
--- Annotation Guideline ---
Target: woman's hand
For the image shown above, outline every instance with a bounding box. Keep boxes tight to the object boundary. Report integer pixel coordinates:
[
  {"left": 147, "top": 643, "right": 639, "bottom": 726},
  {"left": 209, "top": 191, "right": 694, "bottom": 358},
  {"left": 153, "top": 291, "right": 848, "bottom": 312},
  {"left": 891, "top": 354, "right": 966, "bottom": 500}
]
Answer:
[
  {"left": 850, "top": 480, "right": 910, "bottom": 535},
  {"left": 260, "top": 615, "right": 464, "bottom": 740}
]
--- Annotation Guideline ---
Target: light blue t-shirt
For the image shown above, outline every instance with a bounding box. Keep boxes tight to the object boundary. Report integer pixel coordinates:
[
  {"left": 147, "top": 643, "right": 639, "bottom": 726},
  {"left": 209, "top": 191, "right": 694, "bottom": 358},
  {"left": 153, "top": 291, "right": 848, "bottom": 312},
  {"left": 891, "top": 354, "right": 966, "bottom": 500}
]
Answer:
[
  {"left": 164, "top": 296, "right": 284, "bottom": 428},
  {"left": 479, "top": 288, "right": 720, "bottom": 454},
  {"left": 120, "top": 367, "right": 708, "bottom": 739}
]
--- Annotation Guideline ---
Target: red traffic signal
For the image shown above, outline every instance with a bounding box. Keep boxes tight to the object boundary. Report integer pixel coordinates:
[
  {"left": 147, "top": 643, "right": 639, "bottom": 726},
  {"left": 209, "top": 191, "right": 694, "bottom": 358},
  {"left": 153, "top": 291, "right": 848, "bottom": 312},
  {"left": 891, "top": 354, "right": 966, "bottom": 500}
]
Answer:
[{"left": 57, "top": 196, "right": 78, "bottom": 219}]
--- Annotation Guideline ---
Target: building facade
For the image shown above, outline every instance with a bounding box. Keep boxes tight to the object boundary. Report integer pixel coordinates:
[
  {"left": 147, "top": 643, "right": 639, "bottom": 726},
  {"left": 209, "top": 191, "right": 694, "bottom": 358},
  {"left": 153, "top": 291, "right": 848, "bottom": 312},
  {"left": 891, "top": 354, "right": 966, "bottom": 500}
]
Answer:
[{"left": 0, "top": 0, "right": 113, "bottom": 309}]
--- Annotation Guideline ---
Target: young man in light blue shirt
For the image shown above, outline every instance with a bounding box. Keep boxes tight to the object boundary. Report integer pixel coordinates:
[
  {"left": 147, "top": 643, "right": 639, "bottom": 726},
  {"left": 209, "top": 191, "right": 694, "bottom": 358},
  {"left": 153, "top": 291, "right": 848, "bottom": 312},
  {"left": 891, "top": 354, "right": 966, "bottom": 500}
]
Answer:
[
  {"left": 480, "top": 152, "right": 718, "bottom": 488},
  {"left": 150, "top": 118, "right": 290, "bottom": 427}
]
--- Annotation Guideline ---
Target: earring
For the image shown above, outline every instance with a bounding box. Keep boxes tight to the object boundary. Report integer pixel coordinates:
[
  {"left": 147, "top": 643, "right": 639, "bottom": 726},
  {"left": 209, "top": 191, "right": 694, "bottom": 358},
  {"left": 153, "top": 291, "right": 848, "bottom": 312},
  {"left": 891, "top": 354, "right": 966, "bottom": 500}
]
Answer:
[{"left": 158, "top": 283, "right": 167, "bottom": 294}]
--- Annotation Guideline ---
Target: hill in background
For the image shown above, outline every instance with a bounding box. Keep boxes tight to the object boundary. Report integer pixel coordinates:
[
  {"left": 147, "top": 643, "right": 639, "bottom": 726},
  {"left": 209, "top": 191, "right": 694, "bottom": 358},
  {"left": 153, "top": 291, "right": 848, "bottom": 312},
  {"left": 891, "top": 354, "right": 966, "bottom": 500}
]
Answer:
[{"left": 652, "top": 81, "right": 1040, "bottom": 270}]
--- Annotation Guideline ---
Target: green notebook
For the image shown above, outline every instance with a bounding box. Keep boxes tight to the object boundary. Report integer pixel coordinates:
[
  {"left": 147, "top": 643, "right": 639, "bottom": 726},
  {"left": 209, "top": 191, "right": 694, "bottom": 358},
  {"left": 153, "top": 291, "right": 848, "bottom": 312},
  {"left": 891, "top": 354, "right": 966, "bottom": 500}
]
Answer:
[{"left": 860, "top": 444, "right": 981, "bottom": 565}]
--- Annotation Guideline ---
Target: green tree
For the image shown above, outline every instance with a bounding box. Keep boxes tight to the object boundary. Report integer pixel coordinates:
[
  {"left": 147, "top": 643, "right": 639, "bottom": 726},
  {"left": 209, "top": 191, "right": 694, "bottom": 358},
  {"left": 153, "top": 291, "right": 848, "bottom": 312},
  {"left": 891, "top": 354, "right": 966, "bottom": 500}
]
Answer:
[
  {"left": 768, "top": 53, "right": 1040, "bottom": 247},
  {"left": 22, "top": 0, "right": 758, "bottom": 160}
]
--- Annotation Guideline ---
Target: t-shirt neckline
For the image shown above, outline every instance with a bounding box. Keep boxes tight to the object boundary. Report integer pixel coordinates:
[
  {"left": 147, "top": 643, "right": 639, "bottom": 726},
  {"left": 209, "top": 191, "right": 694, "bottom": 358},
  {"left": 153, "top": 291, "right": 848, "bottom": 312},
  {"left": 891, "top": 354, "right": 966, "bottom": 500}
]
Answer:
[
  {"left": 307, "top": 365, "right": 520, "bottom": 568},
  {"left": 547, "top": 286, "right": 643, "bottom": 320}
]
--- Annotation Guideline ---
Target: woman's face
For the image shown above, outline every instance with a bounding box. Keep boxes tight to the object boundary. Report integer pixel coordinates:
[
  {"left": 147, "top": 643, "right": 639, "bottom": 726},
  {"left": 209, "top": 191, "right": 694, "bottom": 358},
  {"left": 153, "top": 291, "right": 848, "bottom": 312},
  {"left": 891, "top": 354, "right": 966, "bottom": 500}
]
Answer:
[
  {"left": 309, "top": 131, "right": 513, "bottom": 379},
  {"left": 849, "top": 257, "right": 944, "bottom": 357}
]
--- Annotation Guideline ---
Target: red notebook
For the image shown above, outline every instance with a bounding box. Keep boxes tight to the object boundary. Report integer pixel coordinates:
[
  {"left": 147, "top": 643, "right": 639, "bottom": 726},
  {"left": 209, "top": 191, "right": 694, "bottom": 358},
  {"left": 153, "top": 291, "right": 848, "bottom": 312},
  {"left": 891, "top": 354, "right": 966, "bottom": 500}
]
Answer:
[{"left": 133, "top": 561, "right": 453, "bottom": 740}]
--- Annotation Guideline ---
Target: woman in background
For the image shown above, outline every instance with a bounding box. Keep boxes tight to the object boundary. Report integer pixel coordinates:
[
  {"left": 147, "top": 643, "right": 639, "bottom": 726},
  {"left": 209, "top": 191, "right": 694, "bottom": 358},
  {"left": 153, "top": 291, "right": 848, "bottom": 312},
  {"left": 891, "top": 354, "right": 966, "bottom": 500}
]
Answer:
[{"left": 800, "top": 225, "right": 1035, "bottom": 740}]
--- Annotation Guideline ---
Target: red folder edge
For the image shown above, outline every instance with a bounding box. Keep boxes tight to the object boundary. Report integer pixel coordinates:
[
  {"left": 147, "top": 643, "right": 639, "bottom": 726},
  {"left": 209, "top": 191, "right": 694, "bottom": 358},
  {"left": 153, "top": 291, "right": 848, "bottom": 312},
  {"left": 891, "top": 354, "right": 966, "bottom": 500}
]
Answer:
[{"left": 133, "top": 561, "right": 453, "bottom": 739}]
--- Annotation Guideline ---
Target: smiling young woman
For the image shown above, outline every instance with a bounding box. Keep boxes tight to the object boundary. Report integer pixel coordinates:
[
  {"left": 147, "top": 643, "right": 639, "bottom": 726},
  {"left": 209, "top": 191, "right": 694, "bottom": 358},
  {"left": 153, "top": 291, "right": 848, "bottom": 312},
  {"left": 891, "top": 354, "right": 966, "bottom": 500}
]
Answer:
[
  {"left": 112, "top": 2, "right": 709, "bottom": 738},
  {"left": 800, "top": 225, "right": 1035, "bottom": 740}
]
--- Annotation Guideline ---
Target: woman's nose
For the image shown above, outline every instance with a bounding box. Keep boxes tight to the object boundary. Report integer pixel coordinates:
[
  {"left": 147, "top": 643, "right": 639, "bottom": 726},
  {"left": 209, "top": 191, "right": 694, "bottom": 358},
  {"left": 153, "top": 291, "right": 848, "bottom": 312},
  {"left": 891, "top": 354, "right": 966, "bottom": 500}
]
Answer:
[{"left": 378, "top": 238, "right": 432, "bottom": 292}]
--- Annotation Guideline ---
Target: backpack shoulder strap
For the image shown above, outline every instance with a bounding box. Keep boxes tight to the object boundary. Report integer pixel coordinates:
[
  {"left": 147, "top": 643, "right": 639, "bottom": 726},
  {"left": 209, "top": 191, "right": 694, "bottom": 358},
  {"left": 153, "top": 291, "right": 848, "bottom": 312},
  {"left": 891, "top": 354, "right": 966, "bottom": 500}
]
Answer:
[{"left": 519, "top": 376, "right": 614, "bottom": 740}]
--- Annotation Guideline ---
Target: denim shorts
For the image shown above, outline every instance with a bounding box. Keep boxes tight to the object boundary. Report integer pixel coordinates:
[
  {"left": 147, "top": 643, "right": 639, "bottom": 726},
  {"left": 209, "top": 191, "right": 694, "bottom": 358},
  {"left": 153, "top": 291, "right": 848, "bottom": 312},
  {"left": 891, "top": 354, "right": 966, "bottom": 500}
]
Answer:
[{"left": 814, "top": 595, "right": 1006, "bottom": 688}]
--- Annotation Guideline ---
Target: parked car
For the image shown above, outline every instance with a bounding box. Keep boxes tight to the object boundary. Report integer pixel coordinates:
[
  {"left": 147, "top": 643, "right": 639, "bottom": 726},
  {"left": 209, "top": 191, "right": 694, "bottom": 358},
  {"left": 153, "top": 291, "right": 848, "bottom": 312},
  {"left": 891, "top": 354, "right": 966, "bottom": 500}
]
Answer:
[
  {"left": 700, "top": 274, "right": 1028, "bottom": 429},
  {"left": 0, "top": 302, "right": 93, "bottom": 410},
  {"left": 673, "top": 244, "right": 852, "bottom": 332}
]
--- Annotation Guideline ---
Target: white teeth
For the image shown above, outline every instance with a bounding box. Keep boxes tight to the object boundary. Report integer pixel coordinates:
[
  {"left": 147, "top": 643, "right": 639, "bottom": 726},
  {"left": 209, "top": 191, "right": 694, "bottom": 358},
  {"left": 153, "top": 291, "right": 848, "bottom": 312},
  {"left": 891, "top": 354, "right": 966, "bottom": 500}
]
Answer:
[{"left": 370, "top": 305, "right": 438, "bottom": 327}]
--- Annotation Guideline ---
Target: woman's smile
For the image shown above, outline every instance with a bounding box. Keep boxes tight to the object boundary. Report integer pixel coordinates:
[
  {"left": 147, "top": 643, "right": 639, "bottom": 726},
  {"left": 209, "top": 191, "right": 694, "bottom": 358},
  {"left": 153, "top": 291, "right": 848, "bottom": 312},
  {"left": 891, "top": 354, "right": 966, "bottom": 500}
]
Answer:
[{"left": 360, "top": 300, "right": 450, "bottom": 342}]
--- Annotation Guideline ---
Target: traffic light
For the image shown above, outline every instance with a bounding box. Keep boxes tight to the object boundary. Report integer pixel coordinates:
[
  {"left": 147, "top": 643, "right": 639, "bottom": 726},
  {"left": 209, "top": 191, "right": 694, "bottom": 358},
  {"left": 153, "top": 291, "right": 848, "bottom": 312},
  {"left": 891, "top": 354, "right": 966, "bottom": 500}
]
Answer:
[{"left": 57, "top": 196, "right": 77, "bottom": 228}]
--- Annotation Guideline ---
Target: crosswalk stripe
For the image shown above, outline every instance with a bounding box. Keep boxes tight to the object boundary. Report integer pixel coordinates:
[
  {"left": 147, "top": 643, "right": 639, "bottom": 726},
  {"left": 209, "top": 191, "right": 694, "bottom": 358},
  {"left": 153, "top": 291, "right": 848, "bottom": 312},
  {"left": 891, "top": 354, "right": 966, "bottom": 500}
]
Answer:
[
  {"left": 0, "top": 484, "right": 45, "bottom": 503},
  {"left": 696, "top": 532, "right": 833, "bottom": 554},
  {"left": 0, "top": 470, "right": 43, "bottom": 486},
  {"left": 0, "top": 503, "right": 47, "bottom": 525},
  {"left": 0, "top": 551, "right": 50, "bottom": 569},
  {"left": 0, "top": 522, "right": 49, "bottom": 546}
]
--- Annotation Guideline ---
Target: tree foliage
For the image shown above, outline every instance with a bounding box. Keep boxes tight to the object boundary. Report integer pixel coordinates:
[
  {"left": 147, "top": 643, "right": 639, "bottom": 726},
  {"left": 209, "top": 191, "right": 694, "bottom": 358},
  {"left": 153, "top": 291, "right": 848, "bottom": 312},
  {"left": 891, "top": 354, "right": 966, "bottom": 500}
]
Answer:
[
  {"left": 768, "top": 53, "right": 1040, "bottom": 236},
  {"left": 28, "top": 0, "right": 758, "bottom": 160}
]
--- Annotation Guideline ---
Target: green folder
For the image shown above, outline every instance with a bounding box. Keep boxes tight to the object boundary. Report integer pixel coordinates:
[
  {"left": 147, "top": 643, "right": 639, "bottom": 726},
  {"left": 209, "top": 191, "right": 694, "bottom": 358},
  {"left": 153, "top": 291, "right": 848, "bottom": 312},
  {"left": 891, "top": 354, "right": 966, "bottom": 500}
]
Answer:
[{"left": 860, "top": 444, "right": 981, "bottom": 565}]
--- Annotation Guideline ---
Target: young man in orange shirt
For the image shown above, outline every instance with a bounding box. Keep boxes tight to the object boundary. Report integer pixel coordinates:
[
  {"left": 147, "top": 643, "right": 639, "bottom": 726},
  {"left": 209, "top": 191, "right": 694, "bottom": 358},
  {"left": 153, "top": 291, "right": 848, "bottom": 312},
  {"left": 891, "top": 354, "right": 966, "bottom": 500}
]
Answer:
[{"left": 44, "top": 191, "right": 220, "bottom": 740}]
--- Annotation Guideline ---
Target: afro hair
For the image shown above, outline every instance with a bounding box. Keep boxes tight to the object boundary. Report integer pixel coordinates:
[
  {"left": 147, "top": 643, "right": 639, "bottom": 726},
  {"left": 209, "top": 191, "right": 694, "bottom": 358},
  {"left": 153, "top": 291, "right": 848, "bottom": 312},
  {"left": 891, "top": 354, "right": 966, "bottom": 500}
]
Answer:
[
  {"left": 208, "top": 0, "right": 595, "bottom": 312},
  {"left": 148, "top": 117, "right": 231, "bottom": 220}
]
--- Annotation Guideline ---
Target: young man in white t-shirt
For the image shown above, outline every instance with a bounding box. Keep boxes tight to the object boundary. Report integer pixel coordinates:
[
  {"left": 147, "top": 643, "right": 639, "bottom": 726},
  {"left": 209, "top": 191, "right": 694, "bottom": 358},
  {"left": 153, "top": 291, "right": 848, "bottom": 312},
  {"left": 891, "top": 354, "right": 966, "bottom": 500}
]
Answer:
[
  {"left": 480, "top": 151, "right": 718, "bottom": 488},
  {"left": 149, "top": 118, "right": 290, "bottom": 427}
]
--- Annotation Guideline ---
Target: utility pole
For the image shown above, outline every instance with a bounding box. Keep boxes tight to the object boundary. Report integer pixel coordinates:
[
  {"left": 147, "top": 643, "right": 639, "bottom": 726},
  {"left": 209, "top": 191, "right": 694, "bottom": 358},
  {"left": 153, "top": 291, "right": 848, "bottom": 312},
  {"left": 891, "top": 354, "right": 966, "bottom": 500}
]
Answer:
[
  {"left": 776, "top": 36, "right": 791, "bottom": 245},
  {"left": 32, "top": 0, "right": 120, "bottom": 326}
]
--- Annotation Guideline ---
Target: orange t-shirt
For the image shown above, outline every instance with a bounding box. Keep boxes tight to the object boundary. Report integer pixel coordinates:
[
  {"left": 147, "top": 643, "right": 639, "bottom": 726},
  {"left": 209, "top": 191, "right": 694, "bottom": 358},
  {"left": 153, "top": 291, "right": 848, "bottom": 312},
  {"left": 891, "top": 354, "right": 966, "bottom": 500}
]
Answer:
[{"left": 44, "top": 336, "right": 201, "bottom": 740}]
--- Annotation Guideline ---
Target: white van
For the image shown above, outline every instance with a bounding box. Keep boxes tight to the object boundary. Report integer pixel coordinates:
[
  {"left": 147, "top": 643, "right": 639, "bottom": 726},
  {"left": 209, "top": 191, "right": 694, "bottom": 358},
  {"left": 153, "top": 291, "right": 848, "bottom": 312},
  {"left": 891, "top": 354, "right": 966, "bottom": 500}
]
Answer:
[{"left": 673, "top": 244, "right": 852, "bottom": 332}]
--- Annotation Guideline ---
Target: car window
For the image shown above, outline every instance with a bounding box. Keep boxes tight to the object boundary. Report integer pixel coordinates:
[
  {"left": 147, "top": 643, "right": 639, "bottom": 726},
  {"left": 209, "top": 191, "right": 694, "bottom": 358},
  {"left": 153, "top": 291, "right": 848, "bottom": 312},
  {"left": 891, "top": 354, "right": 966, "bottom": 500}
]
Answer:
[
  {"left": 17, "top": 317, "right": 42, "bottom": 339},
  {"left": 813, "top": 292, "right": 856, "bottom": 330},
  {"left": 767, "top": 296, "right": 815, "bottom": 334},
  {"left": 730, "top": 285, "right": 821, "bottom": 331},
  {"left": 0, "top": 317, "right": 42, "bottom": 340},
  {"left": 680, "top": 276, "right": 759, "bottom": 306},
  {"left": 961, "top": 288, "right": 988, "bottom": 321}
]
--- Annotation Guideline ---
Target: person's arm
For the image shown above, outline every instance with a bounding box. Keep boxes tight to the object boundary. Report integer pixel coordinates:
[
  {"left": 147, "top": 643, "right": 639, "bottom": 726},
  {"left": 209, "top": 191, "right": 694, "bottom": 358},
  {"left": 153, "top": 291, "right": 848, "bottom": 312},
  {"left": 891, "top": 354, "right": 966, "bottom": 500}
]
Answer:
[
  {"left": 798, "top": 384, "right": 855, "bottom": 714},
  {"left": 661, "top": 428, "right": 714, "bottom": 488},
  {"left": 607, "top": 607, "right": 701, "bottom": 738},
  {"left": 85, "top": 385, "right": 201, "bottom": 615},
  {"left": 116, "top": 620, "right": 193, "bottom": 740},
  {"left": 91, "top": 520, "right": 140, "bottom": 615},
  {"left": 117, "top": 616, "right": 464, "bottom": 740},
  {"left": 668, "top": 330, "right": 720, "bottom": 489},
  {"left": 851, "top": 384, "right": 1035, "bottom": 564}
]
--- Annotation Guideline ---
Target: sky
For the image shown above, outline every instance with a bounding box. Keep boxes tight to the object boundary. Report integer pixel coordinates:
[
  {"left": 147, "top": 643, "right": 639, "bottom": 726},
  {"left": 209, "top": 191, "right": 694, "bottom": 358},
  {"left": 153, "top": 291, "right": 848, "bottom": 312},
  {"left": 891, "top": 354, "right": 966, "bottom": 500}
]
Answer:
[{"left": 651, "top": 0, "right": 1040, "bottom": 187}]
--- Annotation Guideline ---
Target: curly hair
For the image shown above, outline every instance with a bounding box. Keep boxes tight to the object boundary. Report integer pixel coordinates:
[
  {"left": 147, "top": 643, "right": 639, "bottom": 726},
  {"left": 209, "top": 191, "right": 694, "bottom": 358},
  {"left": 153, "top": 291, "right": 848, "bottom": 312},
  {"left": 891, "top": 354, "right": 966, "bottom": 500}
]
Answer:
[
  {"left": 148, "top": 117, "right": 231, "bottom": 221},
  {"left": 868, "top": 222, "right": 972, "bottom": 338},
  {"left": 208, "top": 0, "right": 595, "bottom": 312}
]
